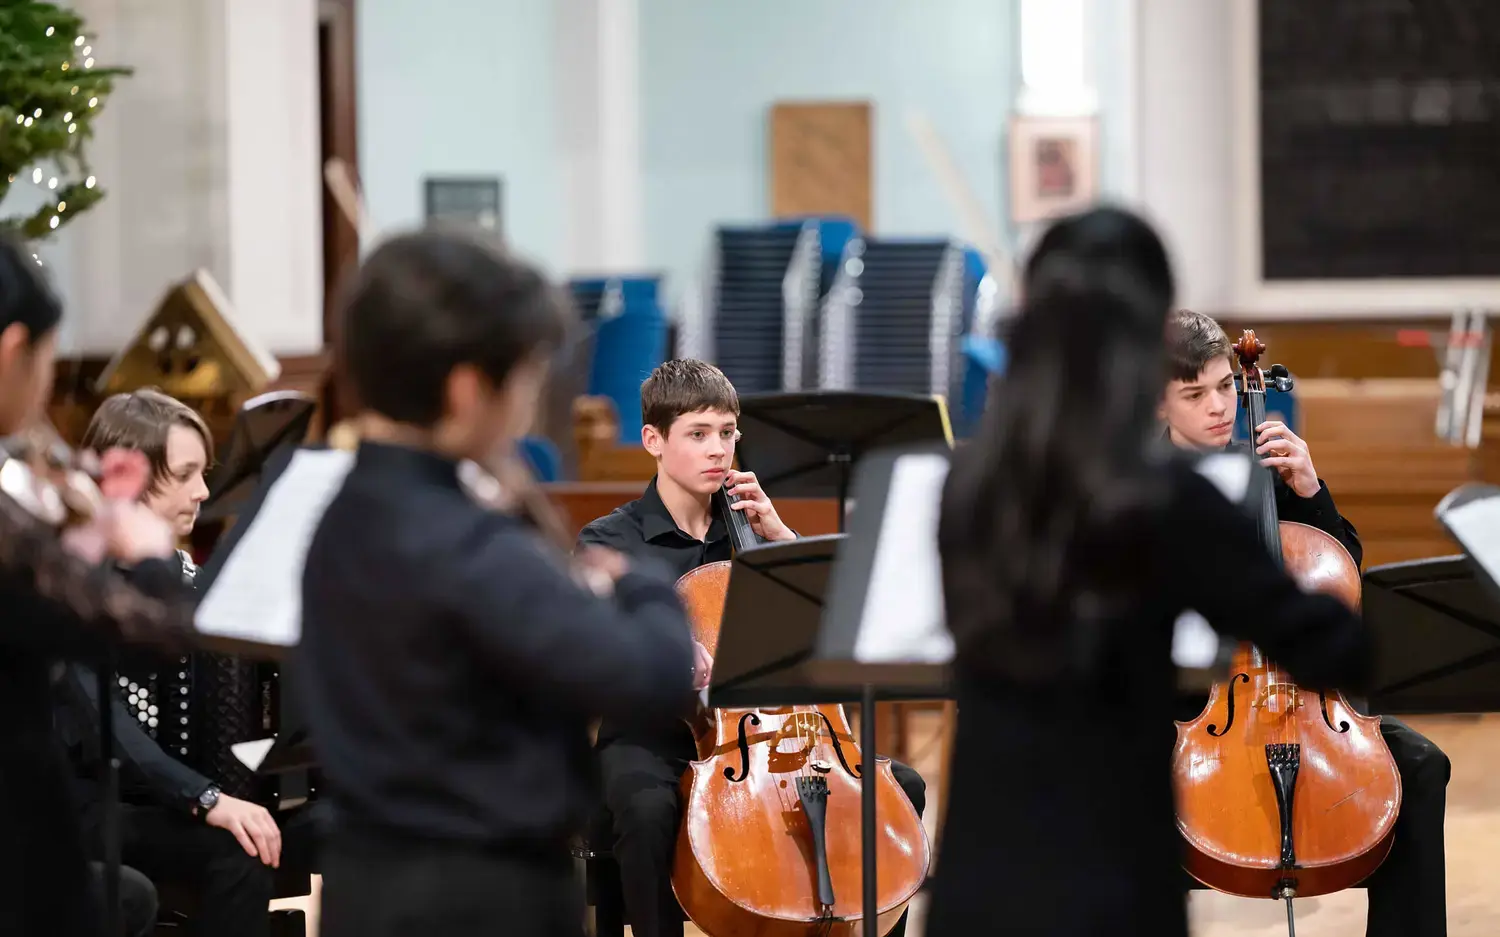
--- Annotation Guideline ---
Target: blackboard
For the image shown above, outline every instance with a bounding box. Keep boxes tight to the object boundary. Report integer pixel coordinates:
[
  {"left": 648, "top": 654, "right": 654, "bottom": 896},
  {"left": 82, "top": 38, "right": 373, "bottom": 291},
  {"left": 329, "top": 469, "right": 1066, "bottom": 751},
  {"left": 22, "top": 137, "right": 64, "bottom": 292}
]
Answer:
[{"left": 1259, "top": 0, "right": 1500, "bottom": 280}]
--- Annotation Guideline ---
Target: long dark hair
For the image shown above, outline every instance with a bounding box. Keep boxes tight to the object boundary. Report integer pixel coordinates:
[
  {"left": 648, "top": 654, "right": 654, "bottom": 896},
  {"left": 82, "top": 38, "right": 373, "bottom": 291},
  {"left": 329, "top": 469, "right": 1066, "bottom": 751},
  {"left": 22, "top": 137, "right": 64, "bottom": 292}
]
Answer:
[{"left": 938, "top": 206, "right": 1176, "bottom": 683}]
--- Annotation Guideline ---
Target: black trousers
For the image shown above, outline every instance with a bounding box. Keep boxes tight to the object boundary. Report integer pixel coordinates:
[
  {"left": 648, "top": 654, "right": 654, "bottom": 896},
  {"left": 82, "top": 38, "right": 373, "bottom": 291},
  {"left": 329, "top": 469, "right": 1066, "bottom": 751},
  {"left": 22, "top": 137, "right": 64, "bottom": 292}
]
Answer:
[
  {"left": 84, "top": 800, "right": 327, "bottom": 937},
  {"left": 89, "top": 862, "right": 158, "bottom": 937},
  {"left": 598, "top": 730, "right": 929, "bottom": 937},
  {"left": 321, "top": 832, "right": 582, "bottom": 937},
  {"left": 1181, "top": 716, "right": 1449, "bottom": 937}
]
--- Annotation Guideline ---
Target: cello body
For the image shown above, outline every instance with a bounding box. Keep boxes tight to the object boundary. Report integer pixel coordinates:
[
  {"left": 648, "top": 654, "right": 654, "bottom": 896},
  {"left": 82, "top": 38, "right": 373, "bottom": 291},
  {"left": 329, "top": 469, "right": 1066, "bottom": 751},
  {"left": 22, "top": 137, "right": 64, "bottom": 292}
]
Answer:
[
  {"left": 1173, "top": 332, "right": 1402, "bottom": 902},
  {"left": 671, "top": 537, "right": 929, "bottom": 936}
]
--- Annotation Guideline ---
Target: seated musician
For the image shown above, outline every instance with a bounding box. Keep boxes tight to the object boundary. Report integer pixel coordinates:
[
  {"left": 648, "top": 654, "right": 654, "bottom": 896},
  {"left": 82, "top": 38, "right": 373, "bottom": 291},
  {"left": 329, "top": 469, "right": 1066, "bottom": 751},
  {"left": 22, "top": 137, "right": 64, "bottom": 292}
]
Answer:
[
  {"left": 55, "top": 388, "right": 324, "bottom": 937},
  {"left": 577, "top": 358, "right": 929, "bottom": 937},
  {"left": 1163, "top": 310, "right": 1450, "bottom": 937}
]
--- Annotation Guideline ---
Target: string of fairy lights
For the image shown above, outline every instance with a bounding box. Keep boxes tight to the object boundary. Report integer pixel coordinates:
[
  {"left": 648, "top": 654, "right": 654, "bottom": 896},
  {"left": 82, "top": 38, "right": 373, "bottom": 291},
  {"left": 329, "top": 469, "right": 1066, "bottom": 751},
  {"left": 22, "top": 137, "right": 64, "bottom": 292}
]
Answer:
[{"left": 9, "top": 27, "right": 104, "bottom": 236}]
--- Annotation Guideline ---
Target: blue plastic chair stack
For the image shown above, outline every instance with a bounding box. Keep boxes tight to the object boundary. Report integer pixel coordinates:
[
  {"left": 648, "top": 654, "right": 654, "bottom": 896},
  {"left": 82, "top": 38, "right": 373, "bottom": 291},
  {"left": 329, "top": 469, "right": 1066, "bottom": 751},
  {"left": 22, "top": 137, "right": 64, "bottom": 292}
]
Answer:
[
  {"left": 710, "top": 222, "right": 819, "bottom": 394},
  {"left": 568, "top": 278, "right": 611, "bottom": 324},
  {"left": 820, "top": 237, "right": 965, "bottom": 407},
  {"left": 576, "top": 275, "right": 669, "bottom": 442}
]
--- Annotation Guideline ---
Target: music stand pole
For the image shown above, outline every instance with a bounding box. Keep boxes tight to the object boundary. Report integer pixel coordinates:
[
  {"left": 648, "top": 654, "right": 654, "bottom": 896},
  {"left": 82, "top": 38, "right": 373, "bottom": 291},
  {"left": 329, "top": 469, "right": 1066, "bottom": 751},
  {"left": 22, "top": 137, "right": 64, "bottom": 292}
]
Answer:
[{"left": 97, "top": 651, "right": 122, "bottom": 936}]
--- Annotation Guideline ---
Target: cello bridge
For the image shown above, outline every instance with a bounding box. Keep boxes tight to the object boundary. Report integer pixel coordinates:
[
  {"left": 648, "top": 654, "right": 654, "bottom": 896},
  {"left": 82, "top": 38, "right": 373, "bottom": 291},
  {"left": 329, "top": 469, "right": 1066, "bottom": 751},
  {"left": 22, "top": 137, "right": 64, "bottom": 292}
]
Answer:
[{"left": 1255, "top": 683, "right": 1302, "bottom": 711}]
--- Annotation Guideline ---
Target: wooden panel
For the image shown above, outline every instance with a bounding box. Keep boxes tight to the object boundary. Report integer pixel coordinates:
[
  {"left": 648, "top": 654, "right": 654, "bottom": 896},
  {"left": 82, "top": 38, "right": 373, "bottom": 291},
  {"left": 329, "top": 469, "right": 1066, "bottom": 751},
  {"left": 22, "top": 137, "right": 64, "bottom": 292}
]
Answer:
[
  {"left": 1313, "top": 442, "right": 1490, "bottom": 568},
  {"left": 1215, "top": 317, "right": 1500, "bottom": 381},
  {"left": 48, "top": 353, "right": 330, "bottom": 447},
  {"left": 769, "top": 101, "right": 873, "bottom": 230},
  {"left": 318, "top": 0, "right": 359, "bottom": 425}
]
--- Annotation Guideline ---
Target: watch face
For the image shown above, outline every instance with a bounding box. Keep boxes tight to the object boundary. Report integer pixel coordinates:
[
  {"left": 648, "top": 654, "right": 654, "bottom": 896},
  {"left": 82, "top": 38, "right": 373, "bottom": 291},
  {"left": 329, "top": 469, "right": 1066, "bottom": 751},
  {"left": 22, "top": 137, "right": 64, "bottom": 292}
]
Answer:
[{"left": 199, "top": 788, "right": 220, "bottom": 808}]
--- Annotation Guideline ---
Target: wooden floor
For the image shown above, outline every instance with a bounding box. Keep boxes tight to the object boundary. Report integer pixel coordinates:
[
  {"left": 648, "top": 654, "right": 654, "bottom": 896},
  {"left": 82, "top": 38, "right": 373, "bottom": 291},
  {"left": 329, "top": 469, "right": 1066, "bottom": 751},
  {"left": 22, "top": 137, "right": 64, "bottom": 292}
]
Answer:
[{"left": 273, "top": 712, "right": 1500, "bottom": 936}]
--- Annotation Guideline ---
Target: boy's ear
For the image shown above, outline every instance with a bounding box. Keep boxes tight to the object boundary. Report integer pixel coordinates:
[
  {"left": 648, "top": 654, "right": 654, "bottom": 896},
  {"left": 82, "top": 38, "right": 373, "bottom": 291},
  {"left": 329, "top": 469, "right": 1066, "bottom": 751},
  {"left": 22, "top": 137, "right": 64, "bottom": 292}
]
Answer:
[{"left": 642, "top": 422, "right": 664, "bottom": 460}]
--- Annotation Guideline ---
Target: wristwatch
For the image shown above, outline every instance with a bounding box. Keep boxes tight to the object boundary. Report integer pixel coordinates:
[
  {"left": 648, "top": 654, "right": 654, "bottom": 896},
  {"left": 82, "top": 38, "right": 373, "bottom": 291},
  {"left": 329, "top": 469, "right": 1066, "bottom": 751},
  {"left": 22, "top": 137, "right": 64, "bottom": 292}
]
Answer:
[{"left": 196, "top": 784, "right": 222, "bottom": 817}]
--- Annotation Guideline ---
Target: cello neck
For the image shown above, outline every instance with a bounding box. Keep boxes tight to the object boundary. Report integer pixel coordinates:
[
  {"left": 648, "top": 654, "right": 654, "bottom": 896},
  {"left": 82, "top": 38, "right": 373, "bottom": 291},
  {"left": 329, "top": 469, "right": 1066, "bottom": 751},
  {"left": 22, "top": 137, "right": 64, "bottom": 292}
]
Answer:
[
  {"left": 1232, "top": 330, "right": 1284, "bottom": 566},
  {"left": 714, "top": 483, "right": 763, "bottom": 554}
]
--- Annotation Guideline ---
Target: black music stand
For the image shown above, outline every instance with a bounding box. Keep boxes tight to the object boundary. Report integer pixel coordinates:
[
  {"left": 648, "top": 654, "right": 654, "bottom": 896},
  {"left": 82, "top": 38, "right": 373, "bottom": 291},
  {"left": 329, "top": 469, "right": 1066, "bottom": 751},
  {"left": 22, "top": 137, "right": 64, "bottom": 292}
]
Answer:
[
  {"left": 734, "top": 391, "right": 951, "bottom": 532},
  {"left": 201, "top": 391, "right": 318, "bottom": 522},
  {"left": 1362, "top": 482, "right": 1500, "bottom": 715}
]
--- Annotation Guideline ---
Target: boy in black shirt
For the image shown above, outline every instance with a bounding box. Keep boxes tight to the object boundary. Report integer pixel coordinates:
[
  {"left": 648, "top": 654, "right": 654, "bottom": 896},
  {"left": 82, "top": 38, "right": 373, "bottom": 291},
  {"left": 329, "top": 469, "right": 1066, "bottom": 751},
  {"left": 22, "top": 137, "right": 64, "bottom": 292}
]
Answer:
[
  {"left": 579, "top": 358, "right": 928, "bottom": 937},
  {"left": 298, "top": 231, "right": 698, "bottom": 937},
  {"left": 1163, "top": 310, "right": 1449, "bottom": 937}
]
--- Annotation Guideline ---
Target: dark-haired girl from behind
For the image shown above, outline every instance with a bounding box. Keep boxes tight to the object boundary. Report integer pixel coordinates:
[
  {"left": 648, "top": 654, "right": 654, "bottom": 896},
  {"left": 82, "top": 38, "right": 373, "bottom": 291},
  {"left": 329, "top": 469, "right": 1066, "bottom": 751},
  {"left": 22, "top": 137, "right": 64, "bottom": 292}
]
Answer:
[{"left": 924, "top": 207, "right": 1374, "bottom": 936}]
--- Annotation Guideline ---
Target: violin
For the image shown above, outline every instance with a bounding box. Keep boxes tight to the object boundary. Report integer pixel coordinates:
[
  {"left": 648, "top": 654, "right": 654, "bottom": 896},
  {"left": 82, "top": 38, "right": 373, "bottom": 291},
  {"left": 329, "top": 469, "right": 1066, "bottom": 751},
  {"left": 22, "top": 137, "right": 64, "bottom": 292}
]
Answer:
[
  {"left": 1172, "top": 331, "right": 1401, "bottom": 912},
  {"left": 670, "top": 484, "right": 929, "bottom": 937},
  {"left": 0, "top": 421, "right": 150, "bottom": 530}
]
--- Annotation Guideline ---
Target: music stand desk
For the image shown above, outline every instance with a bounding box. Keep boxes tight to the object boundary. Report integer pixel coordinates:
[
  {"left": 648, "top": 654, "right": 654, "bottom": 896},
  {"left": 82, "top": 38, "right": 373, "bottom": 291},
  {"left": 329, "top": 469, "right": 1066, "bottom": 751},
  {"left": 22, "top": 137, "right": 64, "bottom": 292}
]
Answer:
[
  {"left": 734, "top": 391, "right": 951, "bottom": 530},
  {"left": 1364, "top": 555, "right": 1500, "bottom": 715},
  {"left": 202, "top": 390, "right": 317, "bottom": 522},
  {"left": 706, "top": 534, "right": 945, "bottom": 937}
]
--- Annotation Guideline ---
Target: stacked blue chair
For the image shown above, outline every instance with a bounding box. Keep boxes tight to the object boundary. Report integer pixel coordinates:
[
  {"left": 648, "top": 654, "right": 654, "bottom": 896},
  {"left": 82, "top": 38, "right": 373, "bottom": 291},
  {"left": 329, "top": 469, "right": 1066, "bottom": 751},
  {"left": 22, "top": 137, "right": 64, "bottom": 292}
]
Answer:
[
  {"left": 702, "top": 221, "right": 821, "bottom": 394},
  {"left": 819, "top": 237, "right": 966, "bottom": 408},
  {"left": 568, "top": 278, "right": 612, "bottom": 324},
  {"left": 575, "top": 275, "right": 669, "bottom": 443},
  {"left": 955, "top": 247, "right": 1001, "bottom": 437}
]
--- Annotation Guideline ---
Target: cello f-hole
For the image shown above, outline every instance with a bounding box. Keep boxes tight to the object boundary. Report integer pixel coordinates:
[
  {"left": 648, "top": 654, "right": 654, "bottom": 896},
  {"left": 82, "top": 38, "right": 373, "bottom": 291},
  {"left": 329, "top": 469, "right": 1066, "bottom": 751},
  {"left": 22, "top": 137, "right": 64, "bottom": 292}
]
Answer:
[
  {"left": 813, "top": 710, "right": 862, "bottom": 778},
  {"left": 1207, "top": 673, "right": 1251, "bottom": 737},
  {"left": 723, "top": 712, "right": 762, "bottom": 782},
  {"left": 1319, "top": 693, "right": 1351, "bottom": 734}
]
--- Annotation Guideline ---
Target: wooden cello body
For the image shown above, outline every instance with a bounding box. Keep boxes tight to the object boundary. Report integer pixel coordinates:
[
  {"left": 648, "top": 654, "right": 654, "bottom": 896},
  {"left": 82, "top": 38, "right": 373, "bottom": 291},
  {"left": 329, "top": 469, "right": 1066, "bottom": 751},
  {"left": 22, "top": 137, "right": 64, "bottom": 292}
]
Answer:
[
  {"left": 1173, "top": 331, "right": 1401, "bottom": 907},
  {"left": 671, "top": 488, "right": 929, "bottom": 937}
]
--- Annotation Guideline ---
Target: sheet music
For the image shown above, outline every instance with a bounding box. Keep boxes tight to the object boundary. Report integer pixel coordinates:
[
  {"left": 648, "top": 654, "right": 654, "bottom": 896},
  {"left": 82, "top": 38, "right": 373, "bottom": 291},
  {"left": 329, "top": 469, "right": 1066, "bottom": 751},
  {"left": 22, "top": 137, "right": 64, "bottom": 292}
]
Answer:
[
  {"left": 1442, "top": 493, "right": 1500, "bottom": 586},
  {"left": 194, "top": 448, "right": 355, "bottom": 648},
  {"left": 231, "top": 738, "right": 276, "bottom": 772},
  {"left": 853, "top": 453, "right": 955, "bottom": 663}
]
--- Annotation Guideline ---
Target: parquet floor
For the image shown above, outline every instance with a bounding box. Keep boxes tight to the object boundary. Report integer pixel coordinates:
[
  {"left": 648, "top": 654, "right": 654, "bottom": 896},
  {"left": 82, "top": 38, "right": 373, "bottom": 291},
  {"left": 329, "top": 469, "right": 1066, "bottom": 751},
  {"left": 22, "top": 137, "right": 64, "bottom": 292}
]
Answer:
[{"left": 272, "top": 712, "right": 1500, "bottom": 936}]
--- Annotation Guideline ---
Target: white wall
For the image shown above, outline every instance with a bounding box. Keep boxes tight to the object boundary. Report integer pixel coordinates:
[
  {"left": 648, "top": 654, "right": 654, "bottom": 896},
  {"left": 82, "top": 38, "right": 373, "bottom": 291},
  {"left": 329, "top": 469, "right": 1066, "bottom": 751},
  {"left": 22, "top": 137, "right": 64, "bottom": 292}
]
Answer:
[
  {"left": 638, "top": 0, "right": 1017, "bottom": 300},
  {"left": 357, "top": 0, "right": 564, "bottom": 275}
]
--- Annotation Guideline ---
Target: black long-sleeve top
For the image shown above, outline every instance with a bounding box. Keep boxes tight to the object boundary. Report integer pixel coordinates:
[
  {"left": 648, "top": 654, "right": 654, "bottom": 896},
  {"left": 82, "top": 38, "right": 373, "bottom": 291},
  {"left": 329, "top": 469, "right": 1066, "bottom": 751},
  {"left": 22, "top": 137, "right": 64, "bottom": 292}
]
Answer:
[
  {"left": 296, "top": 442, "right": 696, "bottom": 852},
  {"left": 0, "top": 492, "right": 196, "bottom": 937},
  {"left": 927, "top": 456, "right": 1374, "bottom": 937},
  {"left": 53, "top": 551, "right": 215, "bottom": 834}
]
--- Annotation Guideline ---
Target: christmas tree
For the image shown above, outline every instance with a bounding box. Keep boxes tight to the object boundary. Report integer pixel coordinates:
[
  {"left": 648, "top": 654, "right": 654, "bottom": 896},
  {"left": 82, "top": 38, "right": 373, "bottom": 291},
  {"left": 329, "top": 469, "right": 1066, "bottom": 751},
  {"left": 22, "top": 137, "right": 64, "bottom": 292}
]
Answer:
[{"left": 0, "top": 1, "right": 130, "bottom": 239}]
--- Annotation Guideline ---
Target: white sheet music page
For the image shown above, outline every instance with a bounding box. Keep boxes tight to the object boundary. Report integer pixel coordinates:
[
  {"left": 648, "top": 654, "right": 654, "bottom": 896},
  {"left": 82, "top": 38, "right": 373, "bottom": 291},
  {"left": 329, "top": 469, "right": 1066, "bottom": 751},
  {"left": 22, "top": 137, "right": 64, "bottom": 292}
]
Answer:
[
  {"left": 1443, "top": 493, "right": 1500, "bottom": 585},
  {"left": 853, "top": 453, "right": 955, "bottom": 663},
  {"left": 194, "top": 448, "right": 356, "bottom": 648}
]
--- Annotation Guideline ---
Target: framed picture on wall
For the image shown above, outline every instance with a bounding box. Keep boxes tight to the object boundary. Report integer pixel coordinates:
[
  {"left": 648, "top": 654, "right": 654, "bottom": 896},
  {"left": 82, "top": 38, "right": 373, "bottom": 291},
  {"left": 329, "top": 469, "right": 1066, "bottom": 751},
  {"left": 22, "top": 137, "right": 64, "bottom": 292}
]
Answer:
[
  {"left": 423, "top": 176, "right": 503, "bottom": 233},
  {"left": 1008, "top": 115, "right": 1098, "bottom": 224}
]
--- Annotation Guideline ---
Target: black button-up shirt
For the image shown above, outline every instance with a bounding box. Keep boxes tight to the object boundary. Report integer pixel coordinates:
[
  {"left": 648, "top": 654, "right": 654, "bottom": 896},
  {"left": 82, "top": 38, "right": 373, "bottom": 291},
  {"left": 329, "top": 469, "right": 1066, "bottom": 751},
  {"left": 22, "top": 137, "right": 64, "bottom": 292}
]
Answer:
[
  {"left": 576, "top": 477, "right": 731, "bottom": 582},
  {"left": 298, "top": 443, "right": 695, "bottom": 849}
]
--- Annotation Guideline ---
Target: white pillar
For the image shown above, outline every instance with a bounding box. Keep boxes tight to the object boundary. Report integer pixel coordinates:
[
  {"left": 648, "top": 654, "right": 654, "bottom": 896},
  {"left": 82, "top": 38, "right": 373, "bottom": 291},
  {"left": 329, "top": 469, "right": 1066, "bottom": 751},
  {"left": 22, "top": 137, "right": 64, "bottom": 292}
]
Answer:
[
  {"left": 1016, "top": 0, "right": 1097, "bottom": 118},
  {"left": 47, "top": 0, "right": 231, "bottom": 355},
  {"left": 223, "top": 0, "right": 323, "bottom": 353},
  {"left": 39, "top": 0, "right": 322, "bottom": 357},
  {"left": 554, "top": 0, "right": 643, "bottom": 275},
  {"left": 1136, "top": 0, "right": 1234, "bottom": 311}
]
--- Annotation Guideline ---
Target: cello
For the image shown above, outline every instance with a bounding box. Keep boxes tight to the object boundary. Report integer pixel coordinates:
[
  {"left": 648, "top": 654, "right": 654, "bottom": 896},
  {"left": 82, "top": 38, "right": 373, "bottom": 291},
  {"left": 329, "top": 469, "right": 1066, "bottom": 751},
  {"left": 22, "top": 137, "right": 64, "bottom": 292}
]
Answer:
[
  {"left": 1172, "top": 331, "right": 1401, "bottom": 932},
  {"left": 671, "top": 484, "right": 930, "bottom": 937}
]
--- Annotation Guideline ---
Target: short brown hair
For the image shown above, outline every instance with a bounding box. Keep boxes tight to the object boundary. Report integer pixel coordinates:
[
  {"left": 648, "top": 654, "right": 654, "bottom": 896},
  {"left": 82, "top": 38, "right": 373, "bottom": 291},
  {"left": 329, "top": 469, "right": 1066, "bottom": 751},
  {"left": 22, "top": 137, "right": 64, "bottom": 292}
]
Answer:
[
  {"left": 1164, "top": 309, "right": 1231, "bottom": 382},
  {"left": 81, "top": 388, "right": 214, "bottom": 490},
  {"left": 640, "top": 358, "right": 738, "bottom": 435}
]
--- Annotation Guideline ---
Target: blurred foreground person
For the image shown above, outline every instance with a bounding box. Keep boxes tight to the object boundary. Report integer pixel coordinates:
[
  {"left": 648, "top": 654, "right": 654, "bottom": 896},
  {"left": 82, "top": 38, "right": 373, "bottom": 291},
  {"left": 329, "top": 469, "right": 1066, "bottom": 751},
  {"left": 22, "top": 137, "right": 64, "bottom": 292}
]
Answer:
[
  {"left": 926, "top": 207, "right": 1374, "bottom": 936},
  {"left": 0, "top": 236, "right": 193, "bottom": 936},
  {"left": 298, "top": 231, "right": 697, "bottom": 937}
]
